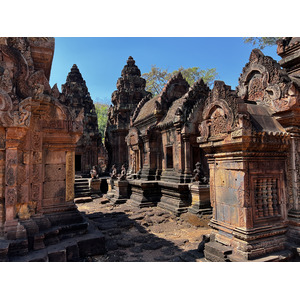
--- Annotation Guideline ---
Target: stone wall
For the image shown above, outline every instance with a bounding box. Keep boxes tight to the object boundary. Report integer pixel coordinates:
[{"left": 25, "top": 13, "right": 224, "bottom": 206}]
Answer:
[{"left": 0, "top": 38, "right": 106, "bottom": 261}]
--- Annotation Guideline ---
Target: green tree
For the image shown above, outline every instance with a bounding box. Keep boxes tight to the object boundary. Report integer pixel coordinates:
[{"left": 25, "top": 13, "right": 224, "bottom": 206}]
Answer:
[
  {"left": 94, "top": 103, "right": 109, "bottom": 142},
  {"left": 142, "top": 65, "right": 170, "bottom": 96},
  {"left": 243, "top": 37, "right": 280, "bottom": 49},
  {"left": 142, "top": 65, "right": 218, "bottom": 96},
  {"left": 172, "top": 66, "right": 217, "bottom": 87}
]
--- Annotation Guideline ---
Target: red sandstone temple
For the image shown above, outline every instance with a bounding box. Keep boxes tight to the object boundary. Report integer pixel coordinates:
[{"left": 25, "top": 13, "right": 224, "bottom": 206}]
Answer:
[
  {"left": 1, "top": 37, "right": 300, "bottom": 261},
  {"left": 0, "top": 37, "right": 105, "bottom": 261},
  {"left": 106, "top": 38, "right": 300, "bottom": 261}
]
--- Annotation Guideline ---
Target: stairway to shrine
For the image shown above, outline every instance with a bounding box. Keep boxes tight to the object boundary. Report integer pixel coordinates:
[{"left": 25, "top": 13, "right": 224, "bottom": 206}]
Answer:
[{"left": 75, "top": 177, "right": 91, "bottom": 198}]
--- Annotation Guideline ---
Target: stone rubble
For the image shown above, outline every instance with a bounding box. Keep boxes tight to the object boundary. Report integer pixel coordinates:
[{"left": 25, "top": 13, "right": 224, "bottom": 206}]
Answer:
[{"left": 76, "top": 196, "right": 212, "bottom": 262}]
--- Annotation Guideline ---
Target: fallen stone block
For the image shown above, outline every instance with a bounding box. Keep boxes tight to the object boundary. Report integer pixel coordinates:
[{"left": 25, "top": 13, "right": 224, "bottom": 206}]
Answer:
[{"left": 77, "top": 233, "right": 106, "bottom": 257}]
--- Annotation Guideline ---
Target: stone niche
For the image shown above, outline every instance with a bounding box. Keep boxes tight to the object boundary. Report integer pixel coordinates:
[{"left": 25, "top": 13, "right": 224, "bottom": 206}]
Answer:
[
  {"left": 0, "top": 37, "right": 105, "bottom": 261},
  {"left": 198, "top": 49, "right": 300, "bottom": 261}
]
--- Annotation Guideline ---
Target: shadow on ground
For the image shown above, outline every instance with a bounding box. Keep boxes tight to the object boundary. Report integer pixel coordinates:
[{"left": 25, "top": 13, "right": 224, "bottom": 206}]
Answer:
[{"left": 80, "top": 207, "right": 208, "bottom": 262}]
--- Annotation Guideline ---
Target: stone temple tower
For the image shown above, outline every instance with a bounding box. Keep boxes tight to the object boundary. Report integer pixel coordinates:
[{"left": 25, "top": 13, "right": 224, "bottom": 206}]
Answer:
[
  {"left": 105, "top": 56, "right": 151, "bottom": 172},
  {"left": 61, "top": 64, "right": 103, "bottom": 175}
]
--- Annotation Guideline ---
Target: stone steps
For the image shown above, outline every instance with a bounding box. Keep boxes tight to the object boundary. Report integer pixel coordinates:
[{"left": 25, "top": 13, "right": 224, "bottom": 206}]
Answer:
[
  {"left": 75, "top": 177, "right": 91, "bottom": 198},
  {"left": 7, "top": 231, "right": 106, "bottom": 262},
  {"left": 1, "top": 214, "right": 106, "bottom": 262}
]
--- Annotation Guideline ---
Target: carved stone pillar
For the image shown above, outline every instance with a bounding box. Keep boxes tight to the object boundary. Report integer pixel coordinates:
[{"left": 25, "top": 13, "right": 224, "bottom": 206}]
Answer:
[
  {"left": 285, "top": 133, "right": 300, "bottom": 244},
  {"left": 161, "top": 133, "right": 167, "bottom": 172},
  {"left": 140, "top": 134, "right": 155, "bottom": 180},
  {"left": 176, "top": 128, "right": 184, "bottom": 173},
  {"left": 275, "top": 111, "right": 300, "bottom": 244},
  {"left": 183, "top": 134, "right": 191, "bottom": 175},
  {"left": 142, "top": 134, "right": 150, "bottom": 167},
  {"left": 66, "top": 151, "right": 75, "bottom": 202},
  {"left": 4, "top": 127, "right": 28, "bottom": 240},
  {"left": 30, "top": 120, "right": 43, "bottom": 214},
  {"left": 0, "top": 128, "right": 6, "bottom": 235}
]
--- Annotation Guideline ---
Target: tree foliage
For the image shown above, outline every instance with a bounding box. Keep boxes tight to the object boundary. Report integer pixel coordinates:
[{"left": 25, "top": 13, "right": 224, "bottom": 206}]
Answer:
[
  {"left": 142, "top": 65, "right": 218, "bottom": 96},
  {"left": 174, "top": 66, "right": 217, "bottom": 87},
  {"left": 142, "top": 65, "right": 170, "bottom": 96},
  {"left": 94, "top": 103, "right": 109, "bottom": 142},
  {"left": 243, "top": 37, "right": 280, "bottom": 49}
]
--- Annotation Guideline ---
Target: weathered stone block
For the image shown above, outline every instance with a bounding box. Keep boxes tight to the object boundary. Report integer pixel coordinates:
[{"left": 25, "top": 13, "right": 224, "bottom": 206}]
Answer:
[
  {"left": 77, "top": 233, "right": 106, "bottom": 257},
  {"left": 43, "top": 181, "right": 65, "bottom": 199},
  {"left": 44, "top": 164, "right": 66, "bottom": 181},
  {"left": 90, "top": 178, "right": 101, "bottom": 192},
  {"left": 66, "top": 243, "right": 80, "bottom": 262},
  {"left": 17, "top": 185, "right": 29, "bottom": 204},
  {"left": 188, "top": 184, "right": 211, "bottom": 215},
  {"left": 48, "top": 246, "right": 67, "bottom": 262},
  {"left": 44, "top": 151, "right": 66, "bottom": 164}
]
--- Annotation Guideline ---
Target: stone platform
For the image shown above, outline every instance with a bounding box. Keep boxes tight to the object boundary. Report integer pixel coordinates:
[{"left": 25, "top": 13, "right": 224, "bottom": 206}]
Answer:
[
  {"left": 106, "top": 180, "right": 130, "bottom": 205},
  {"left": 0, "top": 210, "right": 106, "bottom": 262},
  {"left": 157, "top": 182, "right": 191, "bottom": 216},
  {"left": 187, "top": 184, "right": 212, "bottom": 215},
  {"left": 127, "top": 180, "right": 161, "bottom": 208}
]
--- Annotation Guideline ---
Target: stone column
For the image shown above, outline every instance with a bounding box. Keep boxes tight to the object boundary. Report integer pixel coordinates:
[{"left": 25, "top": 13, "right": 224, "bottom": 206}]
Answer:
[
  {"left": 31, "top": 125, "right": 43, "bottom": 214},
  {"left": 0, "top": 128, "right": 6, "bottom": 235},
  {"left": 66, "top": 150, "right": 75, "bottom": 202},
  {"left": 176, "top": 129, "right": 184, "bottom": 173},
  {"left": 161, "top": 132, "right": 167, "bottom": 172},
  {"left": 4, "top": 127, "right": 28, "bottom": 240},
  {"left": 142, "top": 134, "right": 150, "bottom": 167},
  {"left": 286, "top": 134, "right": 300, "bottom": 243},
  {"left": 183, "top": 134, "right": 191, "bottom": 175}
]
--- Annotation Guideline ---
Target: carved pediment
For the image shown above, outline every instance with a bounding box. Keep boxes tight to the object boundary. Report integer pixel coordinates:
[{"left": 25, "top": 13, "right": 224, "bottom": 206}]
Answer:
[
  {"left": 237, "top": 49, "right": 295, "bottom": 112},
  {"left": 126, "top": 127, "right": 141, "bottom": 146},
  {"left": 200, "top": 99, "right": 234, "bottom": 141},
  {"left": 160, "top": 72, "right": 189, "bottom": 105},
  {"left": 198, "top": 81, "right": 238, "bottom": 142}
]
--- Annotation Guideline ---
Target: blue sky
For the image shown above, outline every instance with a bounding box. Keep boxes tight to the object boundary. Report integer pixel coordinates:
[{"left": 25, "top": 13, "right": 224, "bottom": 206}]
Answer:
[{"left": 49, "top": 37, "right": 280, "bottom": 105}]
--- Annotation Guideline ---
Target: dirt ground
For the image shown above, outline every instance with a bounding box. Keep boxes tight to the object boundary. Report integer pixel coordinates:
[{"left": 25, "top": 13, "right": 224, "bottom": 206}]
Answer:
[{"left": 76, "top": 195, "right": 212, "bottom": 262}]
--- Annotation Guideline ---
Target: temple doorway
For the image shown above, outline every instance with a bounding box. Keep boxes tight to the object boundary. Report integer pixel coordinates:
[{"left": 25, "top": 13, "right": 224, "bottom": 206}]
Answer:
[{"left": 75, "top": 154, "right": 82, "bottom": 172}]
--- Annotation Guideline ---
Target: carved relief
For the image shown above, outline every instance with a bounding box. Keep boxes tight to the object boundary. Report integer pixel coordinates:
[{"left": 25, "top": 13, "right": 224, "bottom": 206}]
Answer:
[
  {"left": 32, "top": 151, "right": 42, "bottom": 164},
  {"left": 32, "top": 133, "right": 41, "bottom": 150},
  {"left": 17, "top": 185, "right": 28, "bottom": 203},
  {"left": 127, "top": 127, "right": 140, "bottom": 147},
  {"left": 200, "top": 99, "right": 234, "bottom": 140},
  {"left": 17, "top": 165, "right": 28, "bottom": 185},
  {"left": 237, "top": 184, "right": 244, "bottom": 207},
  {"left": 0, "top": 90, "right": 13, "bottom": 126},
  {"left": 32, "top": 184, "right": 40, "bottom": 201},
  {"left": 18, "top": 98, "right": 32, "bottom": 127},
  {"left": 65, "top": 151, "right": 74, "bottom": 201},
  {"left": 6, "top": 149, "right": 17, "bottom": 165},
  {"left": 31, "top": 164, "right": 41, "bottom": 182},
  {"left": 239, "top": 208, "right": 245, "bottom": 228},
  {"left": 210, "top": 107, "right": 228, "bottom": 136},
  {"left": 237, "top": 48, "right": 294, "bottom": 113},
  {"left": 248, "top": 74, "right": 265, "bottom": 101},
  {"left": 0, "top": 64, "right": 13, "bottom": 94},
  {"left": 5, "top": 187, "right": 17, "bottom": 206},
  {"left": 6, "top": 167, "right": 15, "bottom": 186}
]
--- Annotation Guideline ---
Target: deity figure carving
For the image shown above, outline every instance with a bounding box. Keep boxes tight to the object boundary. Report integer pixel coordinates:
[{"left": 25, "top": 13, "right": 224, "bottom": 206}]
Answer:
[
  {"left": 110, "top": 164, "right": 118, "bottom": 179},
  {"left": 193, "top": 162, "right": 209, "bottom": 184},
  {"left": 119, "top": 164, "right": 127, "bottom": 181},
  {"left": 90, "top": 166, "right": 98, "bottom": 179}
]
